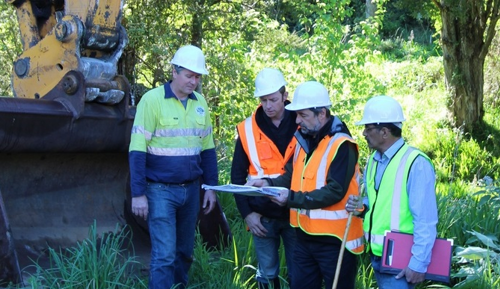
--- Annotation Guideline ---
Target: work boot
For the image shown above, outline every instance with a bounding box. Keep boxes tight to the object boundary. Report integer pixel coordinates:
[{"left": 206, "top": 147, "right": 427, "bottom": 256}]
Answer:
[
  {"left": 257, "top": 278, "right": 281, "bottom": 289},
  {"left": 272, "top": 277, "right": 281, "bottom": 288}
]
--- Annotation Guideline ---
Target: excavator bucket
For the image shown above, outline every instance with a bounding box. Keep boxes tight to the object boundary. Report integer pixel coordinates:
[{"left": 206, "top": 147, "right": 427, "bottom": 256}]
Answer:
[
  {"left": 0, "top": 72, "right": 134, "bottom": 285},
  {"left": 0, "top": 189, "right": 23, "bottom": 287}
]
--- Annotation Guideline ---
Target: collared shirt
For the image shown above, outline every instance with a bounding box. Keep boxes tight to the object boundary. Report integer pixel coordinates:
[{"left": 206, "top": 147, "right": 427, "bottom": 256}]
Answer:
[
  {"left": 129, "top": 81, "right": 218, "bottom": 197},
  {"left": 363, "top": 138, "right": 438, "bottom": 273}
]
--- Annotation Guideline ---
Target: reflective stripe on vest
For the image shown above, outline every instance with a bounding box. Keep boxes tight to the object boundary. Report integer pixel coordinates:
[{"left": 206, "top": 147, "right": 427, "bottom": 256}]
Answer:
[
  {"left": 295, "top": 207, "right": 350, "bottom": 220},
  {"left": 290, "top": 209, "right": 365, "bottom": 252},
  {"left": 237, "top": 113, "right": 296, "bottom": 179},
  {"left": 364, "top": 231, "right": 384, "bottom": 246},
  {"left": 243, "top": 117, "right": 264, "bottom": 177},
  {"left": 290, "top": 132, "right": 364, "bottom": 254},
  {"left": 391, "top": 147, "right": 417, "bottom": 229}
]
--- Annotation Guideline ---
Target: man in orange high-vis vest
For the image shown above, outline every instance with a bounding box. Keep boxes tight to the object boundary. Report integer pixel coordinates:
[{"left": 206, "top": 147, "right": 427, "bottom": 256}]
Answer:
[
  {"left": 247, "top": 81, "right": 364, "bottom": 289},
  {"left": 231, "top": 68, "right": 298, "bottom": 289}
]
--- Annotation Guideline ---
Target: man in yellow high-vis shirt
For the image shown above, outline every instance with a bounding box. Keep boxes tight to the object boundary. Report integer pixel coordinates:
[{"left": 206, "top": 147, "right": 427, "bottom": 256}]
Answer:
[{"left": 129, "top": 45, "right": 218, "bottom": 289}]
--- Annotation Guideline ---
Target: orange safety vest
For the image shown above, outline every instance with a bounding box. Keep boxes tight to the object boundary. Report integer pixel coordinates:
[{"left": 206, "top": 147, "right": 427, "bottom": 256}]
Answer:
[
  {"left": 237, "top": 112, "right": 296, "bottom": 180},
  {"left": 290, "top": 132, "right": 364, "bottom": 254}
]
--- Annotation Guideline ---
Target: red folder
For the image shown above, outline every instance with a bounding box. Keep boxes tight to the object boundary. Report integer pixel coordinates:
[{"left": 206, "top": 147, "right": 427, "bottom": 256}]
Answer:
[{"left": 380, "top": 231, "right": 453, "bottom": 283}]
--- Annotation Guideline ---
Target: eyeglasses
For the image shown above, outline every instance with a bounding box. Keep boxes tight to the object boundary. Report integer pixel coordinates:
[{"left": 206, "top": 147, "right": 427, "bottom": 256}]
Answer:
[{"left": 364, "top": 126, "right": 381, "bottom": 133}]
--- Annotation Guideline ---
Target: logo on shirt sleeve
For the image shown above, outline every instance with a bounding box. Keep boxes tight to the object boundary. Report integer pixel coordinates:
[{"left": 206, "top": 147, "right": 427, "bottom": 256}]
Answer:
[{"left": 196, "top": 106, "right": 205, "bottom": 116}]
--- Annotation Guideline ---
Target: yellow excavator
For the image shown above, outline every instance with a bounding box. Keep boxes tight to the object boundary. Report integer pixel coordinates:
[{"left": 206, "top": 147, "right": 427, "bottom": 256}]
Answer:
[{"left": 0, "top": 0, "right": 230, "bottom": 285}]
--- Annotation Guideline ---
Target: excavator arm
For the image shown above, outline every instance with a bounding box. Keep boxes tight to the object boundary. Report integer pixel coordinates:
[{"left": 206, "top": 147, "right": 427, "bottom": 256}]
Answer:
[{"left": 7, "top": 0, "right": 129, "bottom": 106}]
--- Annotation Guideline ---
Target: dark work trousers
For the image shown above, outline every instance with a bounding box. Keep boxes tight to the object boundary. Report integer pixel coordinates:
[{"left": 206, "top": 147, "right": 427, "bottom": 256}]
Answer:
[{"left": 291, "top": 238, "right": 358, "bottom": 289}]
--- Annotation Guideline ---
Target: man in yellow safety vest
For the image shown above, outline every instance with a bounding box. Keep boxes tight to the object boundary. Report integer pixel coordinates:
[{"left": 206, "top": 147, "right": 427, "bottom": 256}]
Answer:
[{"left": 346, "top": 95, "right": 438, "bottom": 289}]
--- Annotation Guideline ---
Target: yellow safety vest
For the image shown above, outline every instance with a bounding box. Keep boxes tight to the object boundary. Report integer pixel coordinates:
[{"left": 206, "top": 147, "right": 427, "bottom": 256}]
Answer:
[{"left": 364, "top": 144, "right": 431, "bottom": 256}]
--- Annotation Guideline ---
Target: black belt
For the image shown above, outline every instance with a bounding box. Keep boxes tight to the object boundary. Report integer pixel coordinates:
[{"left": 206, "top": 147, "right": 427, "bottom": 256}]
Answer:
[
  {"left": 172, "top": 179, "right": 197, "bottom": 186},
  {"left": 147, "top": 178, "right": 197, "bottom": 186}
]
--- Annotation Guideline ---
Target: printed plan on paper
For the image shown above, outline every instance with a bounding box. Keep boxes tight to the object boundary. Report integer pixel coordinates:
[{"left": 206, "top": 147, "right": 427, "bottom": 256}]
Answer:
[{"left": 201, "top": 184, "right": 287, "bottom": 197}]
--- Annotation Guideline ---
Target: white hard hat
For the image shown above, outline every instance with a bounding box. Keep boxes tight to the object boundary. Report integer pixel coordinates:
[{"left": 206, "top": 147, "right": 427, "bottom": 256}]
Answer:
[
  {"left": 356, "top": 95, "right": 405, "bottom": 126},
  {"left": 285, "top": 81, "right": 332, "bottom": 111},
  {"left": 254, "top": 68, "right": 287, "bottom": 97},
  {"left": 170, "top": 45, "right": 209, "bottom": 75}
]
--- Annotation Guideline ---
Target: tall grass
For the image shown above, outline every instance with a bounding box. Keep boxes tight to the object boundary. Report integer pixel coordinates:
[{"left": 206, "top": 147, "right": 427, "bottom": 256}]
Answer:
[
  {"left": 188, "top": 219, "right": 259, "bottom": 288},
  {"left": 24, "top": 221, "right": 146, "bottom": 289}
]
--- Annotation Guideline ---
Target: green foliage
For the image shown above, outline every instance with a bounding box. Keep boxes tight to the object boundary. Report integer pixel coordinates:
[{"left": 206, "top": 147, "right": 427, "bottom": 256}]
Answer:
[
  {"left": 435, "top": 177, "right": 500, "bottom": 287},
  {"left": 473, "top": 177, "right": 500, "bottom": 224},
  {"left": 380, "top": 0, "right": 437, "bottom": 45},
  {"left": 453, "top": 230, "right": 500, "bottom": 288},
  {"left": 188, "top": 220, "right": 260, "bottom": 288},
  {"left": 0, "top": 2, "right": 21, "bottom": 96},
  {"left": 484, "top": 25, "right": 500, "bottom": 108},
  {"left": 294, "top": 1, "right": 379, "bottom": 97},
  {"left": 355, "top": 254, "right": 377, "bottom": 288},
  {"left": 24, "top": 222, "right": 146, "bottom": 288}
]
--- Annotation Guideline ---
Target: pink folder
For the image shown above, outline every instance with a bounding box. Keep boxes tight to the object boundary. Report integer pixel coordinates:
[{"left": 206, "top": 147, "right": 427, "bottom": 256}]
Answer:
[{"left": 380, "top": 231, "right": 453, "bottom": 283}]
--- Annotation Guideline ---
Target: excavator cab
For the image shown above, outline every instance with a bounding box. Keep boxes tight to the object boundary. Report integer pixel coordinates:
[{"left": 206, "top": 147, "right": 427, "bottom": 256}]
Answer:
[{"left": 0, "top": 0, "right": 230, "bottom": 285}]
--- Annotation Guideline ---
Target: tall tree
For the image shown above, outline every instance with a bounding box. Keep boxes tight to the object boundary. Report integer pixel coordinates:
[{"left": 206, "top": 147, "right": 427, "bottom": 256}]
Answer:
[
  {"left": 366, "top": 0, "right": 376, "bottom": 18},
  {"left": 432, "top": 0, "right": 500, "bottom": 134}
]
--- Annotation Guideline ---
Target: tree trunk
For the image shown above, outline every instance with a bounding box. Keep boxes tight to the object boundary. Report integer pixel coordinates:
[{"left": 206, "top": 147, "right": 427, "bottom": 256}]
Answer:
[
  {"left": 441, "top": 19, "right": 485, "bottom": 132},
  {"left": 434, "top": 0, "right": 500, "bottom": 134},
  {"left": 366, "top": 0, "right": 376, "bottom": 18}
]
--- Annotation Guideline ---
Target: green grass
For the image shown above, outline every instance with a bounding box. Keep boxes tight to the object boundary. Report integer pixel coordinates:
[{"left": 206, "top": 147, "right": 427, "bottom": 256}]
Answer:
[{"left": 23, "top": 221, "right": 146, "bottom": 289}]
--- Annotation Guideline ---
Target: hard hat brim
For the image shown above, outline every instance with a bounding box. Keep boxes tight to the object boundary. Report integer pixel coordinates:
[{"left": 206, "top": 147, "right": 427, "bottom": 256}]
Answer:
[
  {"left": 355, "top": 120, "right": 369, "bottom": 126},
  {"left": 171, "top": 62, "right": 209, "bottom": 75},
  {"left": 254, "top": 81, "right": 287, "bottom": 97},
  {"left": 284, "top": 102, "right": 302, "bottom": 111},
  {"left": 285, "top": 102, "right": 332, "bottom": 111},
  {"left": 355, "top": 120, "right": 405, "bottom": 126}
]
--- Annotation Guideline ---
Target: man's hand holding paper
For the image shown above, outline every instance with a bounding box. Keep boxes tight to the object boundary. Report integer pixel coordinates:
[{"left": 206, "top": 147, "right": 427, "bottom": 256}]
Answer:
[
  {"left": 270, "top": 189, "right": 288, "bottom": 207},
  {"left": 244, "top": 179, "right": 269, "bottom": 187}
]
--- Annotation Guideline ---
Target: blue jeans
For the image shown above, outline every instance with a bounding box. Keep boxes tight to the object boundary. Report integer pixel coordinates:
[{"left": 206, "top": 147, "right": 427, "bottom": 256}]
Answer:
[
  {"left": 291, "top": 237, "right": 357, "bottom": 289},
  {"left": 371, "top": 255, "right": 416, "bottom": 289},
  {"left": 253, "top": 217, "right": 296, "bottom": 284},
  {"left": 146, "top": 180, "right": 200, "bottom": 289}
]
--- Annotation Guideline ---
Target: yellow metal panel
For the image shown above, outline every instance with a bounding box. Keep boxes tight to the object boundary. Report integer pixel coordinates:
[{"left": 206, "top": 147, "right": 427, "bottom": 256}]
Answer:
[
  {"left": 14, "top": 1, "right": 40, "bottom": 51},
  {"left": 11, "top": 16, "right": 81, "bottom": 99},
  {"left": 93, "top": 0, "right": 122, "bottom": 33},
  {"left": 64, "top": 0, "right": 94, "bottom": 22}
]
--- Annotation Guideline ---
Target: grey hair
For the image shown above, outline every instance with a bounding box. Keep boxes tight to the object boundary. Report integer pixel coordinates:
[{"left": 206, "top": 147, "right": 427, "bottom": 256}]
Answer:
[
  {"left": 310, "top": 107, "right": 331, "bottom": 117},
  {"left": 173, "top": 65, "right": 185, "bottom": 74}
]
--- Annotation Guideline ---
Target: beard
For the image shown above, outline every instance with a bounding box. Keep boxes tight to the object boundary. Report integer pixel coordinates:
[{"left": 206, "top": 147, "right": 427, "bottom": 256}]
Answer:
[{"left": 300, "top": 125, "right": 319, "bottom": 136}]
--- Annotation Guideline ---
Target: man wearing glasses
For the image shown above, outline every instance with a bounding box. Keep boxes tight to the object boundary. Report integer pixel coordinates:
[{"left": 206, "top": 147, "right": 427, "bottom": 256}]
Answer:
[{"left": 346, "top": 95, "right": 438, "bottom": 289}]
